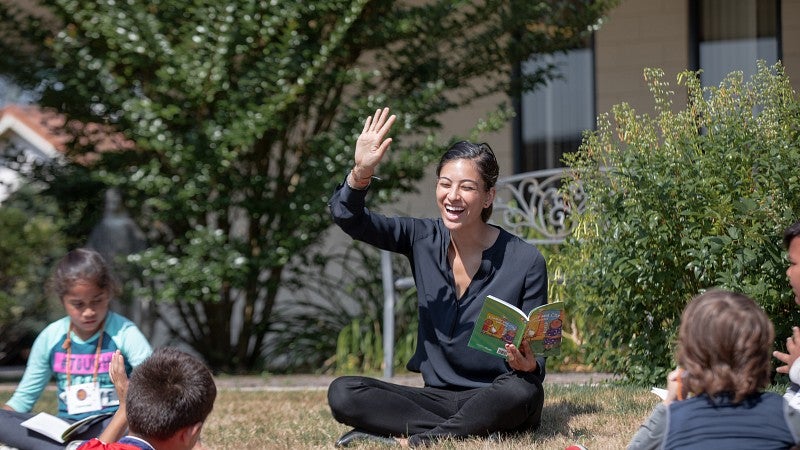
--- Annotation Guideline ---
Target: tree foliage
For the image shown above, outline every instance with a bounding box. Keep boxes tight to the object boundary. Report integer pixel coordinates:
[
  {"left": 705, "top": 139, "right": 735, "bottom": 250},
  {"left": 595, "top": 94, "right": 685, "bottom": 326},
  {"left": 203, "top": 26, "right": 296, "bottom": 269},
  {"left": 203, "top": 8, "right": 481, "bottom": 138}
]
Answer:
[
  {"left": 0, "top": 0, "right": 613, "bottom": 371},
  {"left": 0, "top": 186, "right": 66, "bottom": 364},
  {"left": 560, "top": 62, "right": 800, "bottom": 385}
]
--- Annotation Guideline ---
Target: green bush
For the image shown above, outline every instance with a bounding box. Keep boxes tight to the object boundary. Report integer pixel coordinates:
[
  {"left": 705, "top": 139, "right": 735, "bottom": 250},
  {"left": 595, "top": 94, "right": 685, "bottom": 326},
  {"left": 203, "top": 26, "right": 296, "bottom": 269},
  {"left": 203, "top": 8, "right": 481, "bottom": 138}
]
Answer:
[
  {"left": 262, "top": 242, "right": 417, "bottom": 375},
  {"left": 560, "top": 61, "right": 800, "bottom": 385},
  {"left": 0, "top": 186, "right": 66, "bottom": 364},
  {"left": 329, "top": 245, "right": 418, "bottom": 375}
]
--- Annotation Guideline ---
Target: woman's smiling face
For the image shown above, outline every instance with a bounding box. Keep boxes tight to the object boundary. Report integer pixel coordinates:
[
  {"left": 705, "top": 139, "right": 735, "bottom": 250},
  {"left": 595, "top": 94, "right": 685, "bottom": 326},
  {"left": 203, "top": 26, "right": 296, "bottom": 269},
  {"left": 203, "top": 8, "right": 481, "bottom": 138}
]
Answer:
[{"left": 436, "top": 158, "right": 494, "bottom": 231}]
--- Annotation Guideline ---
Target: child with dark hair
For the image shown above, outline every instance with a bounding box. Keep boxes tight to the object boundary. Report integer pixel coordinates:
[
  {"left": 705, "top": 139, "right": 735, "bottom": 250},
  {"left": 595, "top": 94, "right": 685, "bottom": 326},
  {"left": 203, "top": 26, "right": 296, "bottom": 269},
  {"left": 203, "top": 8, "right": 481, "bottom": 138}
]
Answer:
[
  {"left": 628, "top": 290, "right": 800, "bottom": 450},
  {"left": 0, "top": 248, "right": 152, "bottom": 450},
  {"left": 79, "top": 347, "right": 217, "bottom": 450},
  {"left": 773, "top": 220, "right": 800, "bottom": 410}
]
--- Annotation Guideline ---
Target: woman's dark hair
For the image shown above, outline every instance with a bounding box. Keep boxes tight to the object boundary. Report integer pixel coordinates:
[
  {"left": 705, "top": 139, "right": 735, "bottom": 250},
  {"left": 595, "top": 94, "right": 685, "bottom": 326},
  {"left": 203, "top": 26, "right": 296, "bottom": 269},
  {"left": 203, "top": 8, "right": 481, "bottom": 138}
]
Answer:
[
  {"left": 784, "top": 220, "right": 800, "bottom": 248},
  {"left": 435, "top": 141, "right": 500, "bottom": 222},
  {"left": 677, "top": 289, "right": 773, "bottom": 403},
  {"left": 47, "top": 248, "right": 122, "bottom": 300}
]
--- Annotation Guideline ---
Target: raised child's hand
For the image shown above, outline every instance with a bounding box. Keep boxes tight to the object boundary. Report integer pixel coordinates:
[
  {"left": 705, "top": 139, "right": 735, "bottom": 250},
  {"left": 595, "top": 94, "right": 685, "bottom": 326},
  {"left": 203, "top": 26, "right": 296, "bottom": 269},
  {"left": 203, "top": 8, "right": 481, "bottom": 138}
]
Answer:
[
  {"left": 774, "top": 326, "right": 800, "bottom": 375},
  {"left": 109, "top": 350, "right": 129, "bottom": 405},
  {"left": 97, "top": 350, "right": 132, "bottom": 444}
]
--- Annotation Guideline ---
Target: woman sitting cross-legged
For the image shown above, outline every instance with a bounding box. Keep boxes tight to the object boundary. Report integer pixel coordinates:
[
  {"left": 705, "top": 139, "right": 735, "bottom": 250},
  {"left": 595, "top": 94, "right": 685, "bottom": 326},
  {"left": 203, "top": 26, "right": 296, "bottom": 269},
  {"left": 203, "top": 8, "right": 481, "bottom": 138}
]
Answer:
[{"left": 327, "top": 107, "right": 548, "bottom": 448}]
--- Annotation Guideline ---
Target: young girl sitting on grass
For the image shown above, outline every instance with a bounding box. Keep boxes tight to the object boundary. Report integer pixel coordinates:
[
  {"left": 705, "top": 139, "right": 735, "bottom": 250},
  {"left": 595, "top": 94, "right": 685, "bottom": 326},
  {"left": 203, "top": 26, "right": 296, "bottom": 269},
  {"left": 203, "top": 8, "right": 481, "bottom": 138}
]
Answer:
[
  {"left": 0, "top": 248, "right": 152, "bottom": 450},
  {"left": 628, "top": 289, "right": 800, "bottom": 450}
]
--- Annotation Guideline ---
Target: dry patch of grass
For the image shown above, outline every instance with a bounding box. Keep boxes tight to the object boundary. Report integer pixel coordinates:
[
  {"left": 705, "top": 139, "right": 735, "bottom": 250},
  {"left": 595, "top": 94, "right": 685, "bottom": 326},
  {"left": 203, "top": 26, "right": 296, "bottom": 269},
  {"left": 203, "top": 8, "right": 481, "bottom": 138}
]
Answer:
[
  {"left": 203, "top": 390, "right": 336, "bottom": 449},
  {"left": 1, "top": 383, "right": 658, "bottom": 449},
  {"left": 199, "top": 384, "right": 656, "bottom": 449}
]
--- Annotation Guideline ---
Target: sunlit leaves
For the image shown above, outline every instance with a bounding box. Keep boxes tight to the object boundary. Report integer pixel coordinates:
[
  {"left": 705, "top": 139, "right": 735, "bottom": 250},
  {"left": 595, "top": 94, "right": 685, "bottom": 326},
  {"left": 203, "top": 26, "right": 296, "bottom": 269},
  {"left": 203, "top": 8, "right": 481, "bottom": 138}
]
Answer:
[
  {"left": 560, "top": 62, "right": 800, "bottom": 385},
  {"left": 1, "top": 0, "right": 615, "bottom": 371}
]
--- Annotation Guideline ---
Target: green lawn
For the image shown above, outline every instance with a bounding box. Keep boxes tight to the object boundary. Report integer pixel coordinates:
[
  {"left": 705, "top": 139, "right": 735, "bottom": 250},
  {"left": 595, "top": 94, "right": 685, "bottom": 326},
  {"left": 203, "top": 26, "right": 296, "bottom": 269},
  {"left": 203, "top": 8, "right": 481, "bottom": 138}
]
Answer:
[{"left": 1, "top": 383, "right": 659, "bottom": 449}]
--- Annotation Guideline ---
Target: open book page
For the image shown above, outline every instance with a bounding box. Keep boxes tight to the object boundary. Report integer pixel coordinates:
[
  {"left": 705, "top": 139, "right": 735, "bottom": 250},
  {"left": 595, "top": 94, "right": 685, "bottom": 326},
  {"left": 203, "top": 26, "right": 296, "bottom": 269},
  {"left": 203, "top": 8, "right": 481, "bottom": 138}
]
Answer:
[
  {"left": 62, "top": 412, "right": 112, "bottom": 441},
  {"left": 521, "top": 302, "right": 564, "bottom": 356},
  {"left": 468, "top": 295, "right": 529, "bottom": 357},
  {"left": 467, "top": 296, "right": 565, "bottom": 358},
  {"left": 20, "top": 411, "right": 112, "bottom": 443},
  {"left": 20, "top": 412, "right": 70, "bottom": 443},
  {"left": 651, "top": 387, "right": 668, "bottom": 400}
]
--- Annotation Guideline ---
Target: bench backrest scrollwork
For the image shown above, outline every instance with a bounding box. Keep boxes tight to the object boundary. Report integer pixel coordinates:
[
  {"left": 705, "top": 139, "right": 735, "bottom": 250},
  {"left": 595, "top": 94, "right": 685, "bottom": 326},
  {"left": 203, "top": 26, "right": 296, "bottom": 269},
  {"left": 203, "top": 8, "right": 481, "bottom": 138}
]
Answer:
[{"left": 491, "top": 168, "right": 586, "bottom": 245}]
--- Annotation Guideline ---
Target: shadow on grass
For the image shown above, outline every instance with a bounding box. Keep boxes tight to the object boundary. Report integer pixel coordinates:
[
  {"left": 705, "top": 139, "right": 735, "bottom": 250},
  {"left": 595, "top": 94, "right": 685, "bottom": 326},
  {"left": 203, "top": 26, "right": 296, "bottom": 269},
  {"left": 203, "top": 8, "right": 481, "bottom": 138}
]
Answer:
[{"left": 536, "top": 400, "right": 602, "bottom": 440}]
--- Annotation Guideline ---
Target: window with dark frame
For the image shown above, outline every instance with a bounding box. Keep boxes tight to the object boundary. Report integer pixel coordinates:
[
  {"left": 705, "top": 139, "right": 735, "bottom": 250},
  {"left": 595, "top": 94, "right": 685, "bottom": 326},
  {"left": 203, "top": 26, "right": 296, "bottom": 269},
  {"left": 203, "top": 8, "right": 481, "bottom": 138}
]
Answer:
[
  {"left": 515, "top": 37, "right": 596, "bottom": 174},
  {"left": 691, "top": 0, "right": 781, "bottom": 88}
]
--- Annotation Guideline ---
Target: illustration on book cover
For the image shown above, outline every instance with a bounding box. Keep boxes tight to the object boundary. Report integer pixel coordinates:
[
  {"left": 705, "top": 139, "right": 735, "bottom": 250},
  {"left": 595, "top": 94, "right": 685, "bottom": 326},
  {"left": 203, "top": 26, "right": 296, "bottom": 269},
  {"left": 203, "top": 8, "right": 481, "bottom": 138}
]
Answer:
[
  {"left": 468, "top": 296, "right": 565, "bottom": 358},
  {"left": 481, "top": 314, "right": 518, "bottom": 344},
  {"left": 536, "top": 312, "right": 563, "bottom": 351},
  {"left": 480, "top": 310, "right": 563, "bottom": 349}
]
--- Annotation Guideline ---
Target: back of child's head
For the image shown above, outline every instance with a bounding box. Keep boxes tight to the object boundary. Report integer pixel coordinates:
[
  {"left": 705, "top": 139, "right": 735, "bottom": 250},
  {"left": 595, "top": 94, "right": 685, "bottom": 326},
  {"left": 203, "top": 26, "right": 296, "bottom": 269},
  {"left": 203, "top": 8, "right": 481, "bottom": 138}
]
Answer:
[
  {"left": 48, "top": 248, "right": 121, "bottom": 299},
  {"left": 677, "top": 289, "right": 773, "bottom": 403},
  {"left": 126, "top": 346, "right": 217, "bottom": 440}
]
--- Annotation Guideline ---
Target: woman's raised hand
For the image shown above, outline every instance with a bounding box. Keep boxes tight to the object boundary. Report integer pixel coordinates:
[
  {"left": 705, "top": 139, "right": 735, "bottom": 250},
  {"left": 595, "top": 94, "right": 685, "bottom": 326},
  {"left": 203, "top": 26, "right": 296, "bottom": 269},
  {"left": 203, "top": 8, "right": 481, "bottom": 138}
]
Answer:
[{"left": 352, "top": 107, "right": 397, "bottom": 182}]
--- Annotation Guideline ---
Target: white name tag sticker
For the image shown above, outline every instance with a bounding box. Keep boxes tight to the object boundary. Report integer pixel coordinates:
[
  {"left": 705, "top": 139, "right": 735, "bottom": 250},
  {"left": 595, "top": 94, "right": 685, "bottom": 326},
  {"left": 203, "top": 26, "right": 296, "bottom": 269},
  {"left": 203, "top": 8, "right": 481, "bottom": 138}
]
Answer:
[{"left": 66, "top": 381, "right": 102, "bottom": 415}]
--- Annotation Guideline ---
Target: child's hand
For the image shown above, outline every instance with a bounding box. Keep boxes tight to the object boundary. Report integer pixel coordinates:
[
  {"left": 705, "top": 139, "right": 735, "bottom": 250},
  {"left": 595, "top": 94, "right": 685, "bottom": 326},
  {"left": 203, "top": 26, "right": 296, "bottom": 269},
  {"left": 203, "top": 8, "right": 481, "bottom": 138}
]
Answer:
[
  {"left": 109, "top": 350, "right": 129, "bottom": 405},
  {"left": 664, "top": 368, "right": 685, "bottom": 405},
  {"left": 98, "top": 350, "right": 132, "bottom": 444},
  {"left": 774, "top": 326, "right": 800, "bottom": 374}
]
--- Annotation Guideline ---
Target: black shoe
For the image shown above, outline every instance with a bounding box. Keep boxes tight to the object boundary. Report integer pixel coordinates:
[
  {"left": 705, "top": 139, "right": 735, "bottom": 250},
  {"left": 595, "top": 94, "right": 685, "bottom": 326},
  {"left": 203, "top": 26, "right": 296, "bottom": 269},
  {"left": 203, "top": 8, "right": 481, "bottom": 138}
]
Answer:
[{"left": 335, "top": 428, "right": 398, "bottom": 447}]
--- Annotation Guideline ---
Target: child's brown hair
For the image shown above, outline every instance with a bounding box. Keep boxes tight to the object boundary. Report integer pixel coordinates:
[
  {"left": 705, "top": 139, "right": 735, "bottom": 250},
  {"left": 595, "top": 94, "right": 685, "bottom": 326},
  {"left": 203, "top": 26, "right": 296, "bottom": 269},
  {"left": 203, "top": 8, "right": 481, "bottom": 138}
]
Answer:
[
  {"left": 677, "top": 289, "right": 773, "bottom": 403},
  {"left": 47, "top": 248, "right": 121, "bottom": 300}
]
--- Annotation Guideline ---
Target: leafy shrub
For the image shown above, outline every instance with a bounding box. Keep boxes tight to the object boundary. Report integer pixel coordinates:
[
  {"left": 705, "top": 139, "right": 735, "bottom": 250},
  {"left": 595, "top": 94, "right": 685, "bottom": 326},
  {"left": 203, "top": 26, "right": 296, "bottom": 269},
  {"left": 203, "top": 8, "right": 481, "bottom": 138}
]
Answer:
[
  {"left": 539, "top": 245, "right": 593, "bottom": 372},
  {"left": 264, "top": 242, "right": 417, "bottom": 374},
  {"left": 560, "top": 62, "right": 800, "bottom": 385},
  {"left": 0, "top": 186, "right": 66, "bottom": 364}
]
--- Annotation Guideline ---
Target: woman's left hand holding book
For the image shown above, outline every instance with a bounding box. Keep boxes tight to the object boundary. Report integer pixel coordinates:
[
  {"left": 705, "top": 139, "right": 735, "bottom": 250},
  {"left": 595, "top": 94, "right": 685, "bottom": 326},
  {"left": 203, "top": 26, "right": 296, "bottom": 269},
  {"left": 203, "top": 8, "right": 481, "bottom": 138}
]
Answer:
[{"left": 504, "top": 341, "right": 539, "bottom": 373}]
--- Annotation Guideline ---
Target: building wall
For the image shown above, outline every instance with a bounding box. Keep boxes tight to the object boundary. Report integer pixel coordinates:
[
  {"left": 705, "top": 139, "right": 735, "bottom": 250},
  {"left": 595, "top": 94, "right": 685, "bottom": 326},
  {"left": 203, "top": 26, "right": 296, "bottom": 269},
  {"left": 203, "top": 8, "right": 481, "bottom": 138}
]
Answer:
[
  {"left": 595, "top": 0, "right": 690, "bottom": 116},
  {"left": 390, "top": 0, "right": 690, "bottom": 219},
  {"left": 595, "top": 0, "right": 800, "bottom": 116},
  {"left": 355, "top": 0, "right": 800, "bottom": 221},
  {"left": 783, "top": 0, "right": 800, "bottom": 83}
]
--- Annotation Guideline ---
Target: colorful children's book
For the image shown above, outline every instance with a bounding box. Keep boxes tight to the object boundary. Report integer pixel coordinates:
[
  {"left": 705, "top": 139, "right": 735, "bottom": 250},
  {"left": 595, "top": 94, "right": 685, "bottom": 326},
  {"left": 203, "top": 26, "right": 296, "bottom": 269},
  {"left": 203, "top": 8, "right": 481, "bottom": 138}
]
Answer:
[{"left": 467, "top": 296, "right": 564, "bottom": 358}]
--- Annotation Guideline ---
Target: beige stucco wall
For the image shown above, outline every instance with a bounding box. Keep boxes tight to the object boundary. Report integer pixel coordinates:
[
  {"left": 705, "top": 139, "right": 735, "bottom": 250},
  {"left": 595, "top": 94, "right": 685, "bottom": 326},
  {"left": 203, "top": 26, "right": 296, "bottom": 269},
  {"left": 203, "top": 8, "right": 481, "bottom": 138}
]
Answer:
[
  {"left": 595, "top": 0, "right": 800, "bottom": 114},
  {"left": 393, "top": 0, "right": 693, "bottom": 219},
  {"left": 783, "top": 0, "right": 800, "bottom": 87},
  {"left": 594, "top": 0, "right": 689, "bottom": 116},
  {"left": 362, "top": 0, "right": 800, "bottom": 220}
]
